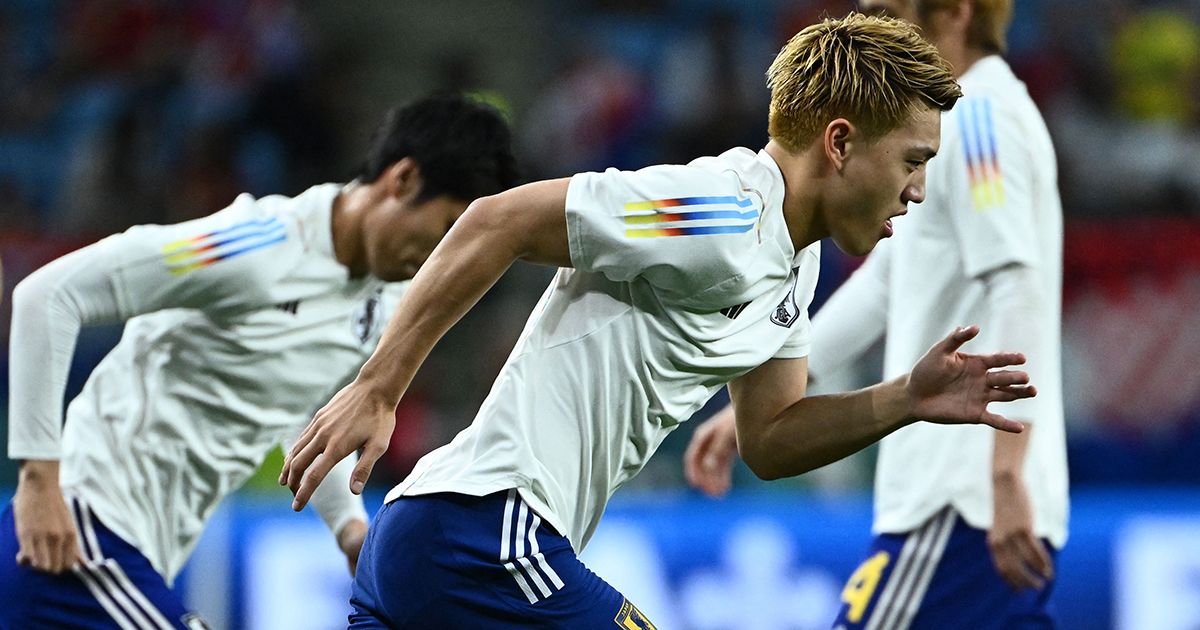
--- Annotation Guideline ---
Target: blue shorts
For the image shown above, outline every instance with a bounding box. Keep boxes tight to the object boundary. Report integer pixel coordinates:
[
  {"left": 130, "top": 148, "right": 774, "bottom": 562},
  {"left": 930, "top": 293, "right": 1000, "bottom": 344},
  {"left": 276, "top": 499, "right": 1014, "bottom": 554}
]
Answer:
[
  {"left": 832, "top": 507, "right": 1057, "bottom": 630},
  {"left": 0, "top": 497, "right": 208, "bottom": 630},
  {"left": 349, "top": 489, "right": 657, "bottom": 629}
]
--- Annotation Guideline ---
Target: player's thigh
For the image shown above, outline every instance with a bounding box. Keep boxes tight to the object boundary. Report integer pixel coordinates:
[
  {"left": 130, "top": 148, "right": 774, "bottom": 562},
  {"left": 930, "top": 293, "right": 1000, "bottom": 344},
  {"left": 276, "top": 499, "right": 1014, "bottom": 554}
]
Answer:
[
  {"left": 0, "top": 499, "right": 207, "bottom": 630},
  {"left": 350, "top": 491, "right": 659, "bottom": 629}
]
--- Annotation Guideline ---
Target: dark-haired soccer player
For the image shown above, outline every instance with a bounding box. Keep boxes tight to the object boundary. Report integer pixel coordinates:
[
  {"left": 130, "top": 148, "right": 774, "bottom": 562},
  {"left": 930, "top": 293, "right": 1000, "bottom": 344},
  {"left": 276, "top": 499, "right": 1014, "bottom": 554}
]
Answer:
[{"left": 2, "top": 94, "right": 518, "bottom": 629}]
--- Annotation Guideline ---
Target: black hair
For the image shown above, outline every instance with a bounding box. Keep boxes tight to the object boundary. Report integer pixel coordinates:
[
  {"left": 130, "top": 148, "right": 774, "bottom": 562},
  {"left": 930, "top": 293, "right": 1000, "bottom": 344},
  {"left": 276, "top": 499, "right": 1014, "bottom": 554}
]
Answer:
[{"left": 357, "top": 93, "right": 519, "bottom": 201}]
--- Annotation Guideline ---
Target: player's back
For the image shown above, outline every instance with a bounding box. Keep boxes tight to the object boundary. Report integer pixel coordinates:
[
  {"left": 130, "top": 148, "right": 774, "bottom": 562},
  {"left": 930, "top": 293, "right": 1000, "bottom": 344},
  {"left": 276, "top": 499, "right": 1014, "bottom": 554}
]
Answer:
[{"left": 59, "top": 185, "right": 401, "bottom": 581}]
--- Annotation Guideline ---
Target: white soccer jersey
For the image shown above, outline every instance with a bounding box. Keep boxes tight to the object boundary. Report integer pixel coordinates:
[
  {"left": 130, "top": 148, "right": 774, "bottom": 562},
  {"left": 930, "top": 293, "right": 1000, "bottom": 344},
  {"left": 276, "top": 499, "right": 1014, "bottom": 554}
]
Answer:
[
  {"left": 8, "top": 184, "right": 391, "bottom": 580},
  {"left": 813, "top": 56, "right": 1068, "bottom": 547},
  {"left": 389, "top": 148, "right": 820, "bottom": 551}
]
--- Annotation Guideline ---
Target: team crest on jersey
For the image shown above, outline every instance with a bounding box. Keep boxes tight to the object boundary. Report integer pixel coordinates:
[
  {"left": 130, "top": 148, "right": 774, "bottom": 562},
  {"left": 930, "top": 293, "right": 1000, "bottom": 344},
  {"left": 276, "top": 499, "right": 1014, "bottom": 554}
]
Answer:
[
  {"left": 613, "top": 598, "right": 657, "bottom": 630},
  {"left": 351, "top": 287, "right": 384, "bottom": 344},
  {"left": 770, "top": 266, "right": 802, "bottom": 328}
]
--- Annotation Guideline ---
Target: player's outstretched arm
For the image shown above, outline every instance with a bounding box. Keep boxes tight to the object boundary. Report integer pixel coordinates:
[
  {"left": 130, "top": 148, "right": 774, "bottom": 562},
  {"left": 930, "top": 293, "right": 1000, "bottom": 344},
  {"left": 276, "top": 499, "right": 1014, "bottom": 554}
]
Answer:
[
  {"left": 732, "top": 325, "right": 1033, "bottom": 480},
  {"left": 280, "top": 179, "right": 574, "bottom": 509}
]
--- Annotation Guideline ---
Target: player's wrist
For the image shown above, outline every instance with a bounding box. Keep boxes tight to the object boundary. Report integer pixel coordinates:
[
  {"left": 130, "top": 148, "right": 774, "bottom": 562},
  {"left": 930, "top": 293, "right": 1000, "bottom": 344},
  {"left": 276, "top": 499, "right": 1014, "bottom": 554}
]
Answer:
[
  {"left": 879, "top": 376, "right": 919, "bottom": 427},
  {"left": 18, "top": 459, "right": 61, "bottom": 487}
]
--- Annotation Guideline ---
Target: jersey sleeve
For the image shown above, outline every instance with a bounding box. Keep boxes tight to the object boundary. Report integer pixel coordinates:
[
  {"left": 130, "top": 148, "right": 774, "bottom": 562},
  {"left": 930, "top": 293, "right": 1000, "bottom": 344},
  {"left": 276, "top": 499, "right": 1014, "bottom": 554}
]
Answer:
[
  {"left": 774, "top": 245, "right": 822, "bottom": 360},
  {"left": 110, "top": 193, "right": 300, "bottom": 317},
  {"left": 565, "top": 164, "right": 764, "bottom": 300},
  {"left": 942, "top": 95, "right": 1042, "bottom": 278}
]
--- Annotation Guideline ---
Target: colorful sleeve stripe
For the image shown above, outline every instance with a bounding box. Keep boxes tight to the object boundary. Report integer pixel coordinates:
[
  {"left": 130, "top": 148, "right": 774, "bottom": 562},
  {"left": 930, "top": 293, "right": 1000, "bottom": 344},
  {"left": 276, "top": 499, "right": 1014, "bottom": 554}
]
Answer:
[
  {"left": 161, "top": 217, "right": 288, "bottom": 276},
  {"left": 958, "top": 98, "right": 1005, "bottom": 211},
  {"left": 621, "top": 195, "right": 759, "bottom": 238}
]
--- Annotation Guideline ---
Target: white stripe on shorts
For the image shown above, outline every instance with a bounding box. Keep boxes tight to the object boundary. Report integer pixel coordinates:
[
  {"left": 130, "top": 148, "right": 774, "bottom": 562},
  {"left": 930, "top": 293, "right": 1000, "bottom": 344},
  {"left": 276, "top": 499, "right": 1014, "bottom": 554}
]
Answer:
[
  {"left": 499, "top": 490, "right": 565, "bottom": 604},
  {"left": 865, "top": 508, "right": 956, "bottom": 630}
]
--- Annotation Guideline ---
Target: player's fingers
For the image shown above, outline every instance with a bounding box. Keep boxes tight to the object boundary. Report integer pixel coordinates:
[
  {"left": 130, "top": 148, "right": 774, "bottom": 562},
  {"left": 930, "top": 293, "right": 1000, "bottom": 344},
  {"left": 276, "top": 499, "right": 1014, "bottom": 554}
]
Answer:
[
  {"left": 986, "top": 370, "right": 1029, "bottom": 388},
  {"left": 936, "top": 325, "right": 979, "bottom": 354},
  {"left": 683, "top": 430, "right": 715, "bottom": 486},
  {"left": 988, "top": 385, "right": 1036, "bottom": 403},
  {"left": 285, "top": 434, "right": 329, "bottom": 497},
  {"left": 280, "top": 423, "right": 318, "bottom": 485},
  {"left": 1020, "top": 534, "right": 1054, "bottom": 581},
  {"left": 29, "top": 534, "right": 50, "bottom": 572},
  {"left": 292, "top": 451, "right": 340, "bottom": 511},
  {"left": 351, "top": 441, "right": 386, "bottom": 495},
  {"left": 981, "top": 412, "right": 1025, "bottom": 434},
  {"left": 56, "top": 529, "right": 81, "bottom": 573},
  {"left": 979, "top": 351, "right": 1026, "bottom": 369}
]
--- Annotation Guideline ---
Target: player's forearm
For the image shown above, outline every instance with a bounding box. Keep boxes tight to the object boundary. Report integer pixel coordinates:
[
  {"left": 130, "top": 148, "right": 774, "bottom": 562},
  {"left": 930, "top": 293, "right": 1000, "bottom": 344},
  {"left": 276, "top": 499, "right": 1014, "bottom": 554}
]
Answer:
[
  {"left": 355, "top": 181, "right": 571, "bottom": 402},
  {"left": 355, "top": 202, "right": 520, "bottom": 401},
  {"left": 739, "top": 377, "right": 915, "bottom": 479},
  {"left": 808, "top": 257, "right": 888, "bottom": 380},
  {"left": 993, "top": 422, "right": 1032, "bottom": 481}
]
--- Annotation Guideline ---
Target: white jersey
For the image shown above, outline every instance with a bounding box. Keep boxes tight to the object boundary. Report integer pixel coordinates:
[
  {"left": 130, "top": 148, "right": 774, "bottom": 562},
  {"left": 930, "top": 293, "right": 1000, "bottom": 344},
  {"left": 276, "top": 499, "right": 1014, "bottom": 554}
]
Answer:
[
  {"left": 811, "top": 56, "right": 1068, "bottom": 547},
  {"left": 8, "top": 184, "right": 390, "bottom": 580},
  {"left": 389, "top": 148, "right": 820, "bottom": 551}
]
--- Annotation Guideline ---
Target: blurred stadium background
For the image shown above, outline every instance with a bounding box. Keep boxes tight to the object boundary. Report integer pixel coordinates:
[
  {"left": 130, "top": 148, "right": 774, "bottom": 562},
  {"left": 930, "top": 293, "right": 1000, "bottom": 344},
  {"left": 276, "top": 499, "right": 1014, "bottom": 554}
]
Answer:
[{"left": 1, "top": 0, "right": 1198, "bottom": 628}]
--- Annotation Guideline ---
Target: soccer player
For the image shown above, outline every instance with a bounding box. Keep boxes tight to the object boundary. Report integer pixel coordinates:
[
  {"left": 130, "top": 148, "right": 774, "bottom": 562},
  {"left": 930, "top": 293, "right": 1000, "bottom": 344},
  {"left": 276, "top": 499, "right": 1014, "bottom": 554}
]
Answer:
[
  {"left": 2, "top": 94, "right": 518, "bottom": 629},
  {"left": 684, "top": 2, "right": 1067, "bottom": 628},
  {"left": 282, "top": 14, "right": 1037, "bottom": 628}
]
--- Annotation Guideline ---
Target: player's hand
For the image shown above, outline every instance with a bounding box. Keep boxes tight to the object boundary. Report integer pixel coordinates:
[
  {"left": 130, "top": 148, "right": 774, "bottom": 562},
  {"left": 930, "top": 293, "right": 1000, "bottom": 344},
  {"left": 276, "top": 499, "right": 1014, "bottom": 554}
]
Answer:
[
  {"left": 337, "top": 519, "right": 369, "bottom": 577},
  {"left": 280, "top": 378, "right": 395, "bottom": 511},
  {"left": 683, "top": 407, "right": 739, "bottom": 498},
  {"left": 988, "top": 474, "right": 1053, "bottom": 590},
  {"left": 905, "top": 326, "right": 1033, "bottom": 433},
  {"left": 13, "top": 460, "right": 83, "bottom": 574}
]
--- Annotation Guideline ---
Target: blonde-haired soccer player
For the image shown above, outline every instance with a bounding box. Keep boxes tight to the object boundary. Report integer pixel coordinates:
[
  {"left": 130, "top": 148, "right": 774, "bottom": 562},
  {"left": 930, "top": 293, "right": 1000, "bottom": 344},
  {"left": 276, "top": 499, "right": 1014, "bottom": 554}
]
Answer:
[
  {"left": 283, "top": 14, "right": 1037, "bottom": 628},
  {"left": 686, "top": 2, "right": 1067, "bottom": 628}
]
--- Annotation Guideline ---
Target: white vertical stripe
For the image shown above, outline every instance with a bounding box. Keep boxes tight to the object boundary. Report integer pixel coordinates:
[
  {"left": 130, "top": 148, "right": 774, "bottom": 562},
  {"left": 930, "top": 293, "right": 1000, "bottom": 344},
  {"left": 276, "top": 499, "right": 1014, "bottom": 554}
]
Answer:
[
  {"left": 527, "top": 514, "right": 565, "bottom": 589},
  {"left": 515, "top": 501, "right": 528, "bottom": 559},
  {"left": 500, "top": 490, "right": 516, "bottom": 561},
  {"left": 104, "top": 559, "right": 176, "bottom": 630},
  {"left": 864, "top": 508, "right": 945, "bottom": 628},
  {"left": 875, "top": 509, "right": 955, "bottom": 630},
  {"left": 74, "top": 566, "right": 140, "bottom": 630},
  {"left": 890, "top": 511, "right": 957, "bottom": 630},
  {"left": 518, "top": 557, "right": 552, "bottom": 597},
  {"left": 504, "top": 561, "right": 539, "bottom": 604},
  {"left": 863, "top": 524, "right": 928, "bottom": 630},
  {"left": 79, "top": 563, "right": 156, "bottom": 629},
  {"left": 68, "top": 497, "right": 101, "bottom": 563},
  {"left": 75, "top": 500, "right": 175, "bottom": 630},
  {"left": 77, "top": 502, "right": 105, "bottom": 564}
]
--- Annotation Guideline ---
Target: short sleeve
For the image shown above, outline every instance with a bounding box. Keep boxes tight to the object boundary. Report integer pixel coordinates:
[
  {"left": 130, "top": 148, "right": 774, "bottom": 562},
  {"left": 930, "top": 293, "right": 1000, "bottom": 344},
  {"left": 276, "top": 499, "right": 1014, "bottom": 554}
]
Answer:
[
  {"left": 773, "top": 245, "right": 821, "bottom": 360},
  {"left": 110, "top": 194, "right": 300, "bottom": 317},
  {"left": 565, "top": 164, "right": 764, "bottom": 299},
  {"left": 943, "top": 96, "right": 1041, "bottom": 278}
]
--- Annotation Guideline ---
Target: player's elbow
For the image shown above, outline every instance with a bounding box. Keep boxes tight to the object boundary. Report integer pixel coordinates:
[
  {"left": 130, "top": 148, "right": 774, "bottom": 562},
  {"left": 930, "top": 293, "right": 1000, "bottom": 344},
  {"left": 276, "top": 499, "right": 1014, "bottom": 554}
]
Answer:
[{"left": 738, "top": 438, "right": 788, "bottom": 481}]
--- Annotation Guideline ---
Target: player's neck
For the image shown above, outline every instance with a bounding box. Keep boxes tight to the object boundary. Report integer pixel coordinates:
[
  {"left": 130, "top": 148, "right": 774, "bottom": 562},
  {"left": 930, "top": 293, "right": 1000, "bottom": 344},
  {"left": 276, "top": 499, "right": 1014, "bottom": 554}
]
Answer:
[
  {"left": 940, "top": 40, "right": 989, "bottom": 79},
  {"left": 331, "top": 183, "right": 370, "bottom": 278},
  {"left": 765, "top": 140, "right": 826, "bottom": 253}
]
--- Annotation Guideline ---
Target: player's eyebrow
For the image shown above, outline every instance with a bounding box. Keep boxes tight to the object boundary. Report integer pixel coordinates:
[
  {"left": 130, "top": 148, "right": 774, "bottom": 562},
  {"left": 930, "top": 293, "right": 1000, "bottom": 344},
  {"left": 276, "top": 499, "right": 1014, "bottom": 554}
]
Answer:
[{"left": 909, "top": 146, "right": 938, "bottom": 162}]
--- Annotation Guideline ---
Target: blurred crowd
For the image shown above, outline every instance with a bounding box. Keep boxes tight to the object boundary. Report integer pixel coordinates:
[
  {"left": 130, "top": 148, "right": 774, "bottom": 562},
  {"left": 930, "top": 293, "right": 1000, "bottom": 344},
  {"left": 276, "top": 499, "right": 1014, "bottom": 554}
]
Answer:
[{"left": 1, "top": 0, "right": 1199, "bottom": 489}]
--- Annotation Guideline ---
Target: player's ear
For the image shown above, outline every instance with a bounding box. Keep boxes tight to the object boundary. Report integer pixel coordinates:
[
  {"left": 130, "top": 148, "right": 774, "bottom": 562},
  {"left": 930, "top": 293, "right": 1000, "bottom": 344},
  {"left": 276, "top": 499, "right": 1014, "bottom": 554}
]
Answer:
[
  {"left": 824, "top": 118, "right": 856, "bottom": 171},
  {"left": 382, "top": 157, "right": 424, "bottom": 202}
]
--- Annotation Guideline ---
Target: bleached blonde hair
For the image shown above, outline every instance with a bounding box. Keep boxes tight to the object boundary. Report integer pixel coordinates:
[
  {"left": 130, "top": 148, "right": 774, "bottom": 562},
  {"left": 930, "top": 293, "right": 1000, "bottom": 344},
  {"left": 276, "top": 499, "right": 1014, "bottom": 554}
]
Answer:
[{"left": 767, "top": 12, "right": 962, "bottom": 150}]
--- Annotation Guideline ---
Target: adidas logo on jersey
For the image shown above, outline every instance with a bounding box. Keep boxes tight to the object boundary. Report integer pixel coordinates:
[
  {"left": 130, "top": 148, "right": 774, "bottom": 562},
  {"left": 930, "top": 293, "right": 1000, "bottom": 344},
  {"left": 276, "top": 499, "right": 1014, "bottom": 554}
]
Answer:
[{"left": 274, "top": 300, "right": 300, "bottom": 315}]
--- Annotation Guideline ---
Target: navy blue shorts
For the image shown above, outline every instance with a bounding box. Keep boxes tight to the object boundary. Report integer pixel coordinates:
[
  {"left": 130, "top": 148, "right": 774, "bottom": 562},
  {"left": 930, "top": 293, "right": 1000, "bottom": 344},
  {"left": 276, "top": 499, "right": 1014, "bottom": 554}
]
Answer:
[
  {"left": 832, "top": 507, "right": 1057, "bottom": 630},
  {"left": 0, "top": 497, "right": 207, "bottom": 630},
  {"left": 349, "top": 489, "right": 657, "bottom": 629}
]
